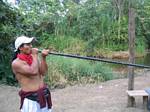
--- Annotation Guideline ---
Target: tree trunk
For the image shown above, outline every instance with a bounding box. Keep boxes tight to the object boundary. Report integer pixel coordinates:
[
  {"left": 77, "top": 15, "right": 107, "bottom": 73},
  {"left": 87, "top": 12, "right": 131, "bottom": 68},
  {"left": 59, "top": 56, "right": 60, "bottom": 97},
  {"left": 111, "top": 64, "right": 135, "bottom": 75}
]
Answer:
[{"left": 127, "top": 6, "right": 135, "bottom": 107}]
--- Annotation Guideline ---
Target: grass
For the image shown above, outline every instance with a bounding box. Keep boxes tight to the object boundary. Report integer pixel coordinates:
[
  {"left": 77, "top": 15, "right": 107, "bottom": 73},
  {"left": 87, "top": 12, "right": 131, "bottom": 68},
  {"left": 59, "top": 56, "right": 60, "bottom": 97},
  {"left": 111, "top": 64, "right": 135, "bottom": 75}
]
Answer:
[
  {"left": 39, "top": 34, "right": 86, "bottom": 55},
  {"left": 135, "top": 38, "right": 146, "bottom": 56},
  {"left": 45, "top": 56, "right": 113, "bottom": 88}
]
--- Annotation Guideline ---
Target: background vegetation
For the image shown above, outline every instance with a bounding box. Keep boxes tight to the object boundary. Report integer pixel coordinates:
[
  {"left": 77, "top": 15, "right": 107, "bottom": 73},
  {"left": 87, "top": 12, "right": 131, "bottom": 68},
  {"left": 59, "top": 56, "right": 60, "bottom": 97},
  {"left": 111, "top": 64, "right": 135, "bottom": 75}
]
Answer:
[{"left": 0, "top": 0, "right": 150, "bottom": 87}]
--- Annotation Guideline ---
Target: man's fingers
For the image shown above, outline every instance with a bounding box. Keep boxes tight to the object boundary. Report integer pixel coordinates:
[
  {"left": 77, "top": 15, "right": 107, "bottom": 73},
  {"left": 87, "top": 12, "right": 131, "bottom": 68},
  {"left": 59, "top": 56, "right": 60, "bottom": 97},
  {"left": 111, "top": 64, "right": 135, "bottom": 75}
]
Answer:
[
  {"left": 32, "top": 48, "right": 39, "bottom": 54},
  {"left": 41, "top": 49, "right": 49, "bottom": 57}
]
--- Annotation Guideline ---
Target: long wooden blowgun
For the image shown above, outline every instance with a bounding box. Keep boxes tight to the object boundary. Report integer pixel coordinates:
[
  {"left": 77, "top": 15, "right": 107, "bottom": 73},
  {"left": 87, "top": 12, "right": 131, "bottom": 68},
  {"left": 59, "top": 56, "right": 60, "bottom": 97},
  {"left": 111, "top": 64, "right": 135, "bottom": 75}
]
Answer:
[{"left": 39, "top": 50, "right": 150, "bottom": 69}]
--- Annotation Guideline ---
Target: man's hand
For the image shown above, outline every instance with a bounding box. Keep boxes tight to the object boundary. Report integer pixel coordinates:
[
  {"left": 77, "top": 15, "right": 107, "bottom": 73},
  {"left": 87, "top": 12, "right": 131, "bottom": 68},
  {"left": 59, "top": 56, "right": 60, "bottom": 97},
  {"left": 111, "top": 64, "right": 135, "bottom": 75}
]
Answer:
[
  {"left": 41, "top": 49, "right": 49, "bottom": 58},
  {"left": 32, "top": 48, "right": 38, "bottom": 56},
  {"left": 39, "top": 49, "right": 49, "bottom": 76}
]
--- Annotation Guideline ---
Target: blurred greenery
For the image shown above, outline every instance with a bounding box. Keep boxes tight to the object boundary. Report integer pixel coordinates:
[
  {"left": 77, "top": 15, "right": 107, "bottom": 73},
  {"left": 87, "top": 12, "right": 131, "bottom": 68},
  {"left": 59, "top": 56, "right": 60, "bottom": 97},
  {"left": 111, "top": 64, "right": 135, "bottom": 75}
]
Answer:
[
  {"left": 46, "top": 56, "right": 113, "bottom": 88},
  {"left": 1, "top": 0, "right": 150, "bottom": 86},
  {"left": 0, "top": 0, "right": 23, "bottom": 85}
]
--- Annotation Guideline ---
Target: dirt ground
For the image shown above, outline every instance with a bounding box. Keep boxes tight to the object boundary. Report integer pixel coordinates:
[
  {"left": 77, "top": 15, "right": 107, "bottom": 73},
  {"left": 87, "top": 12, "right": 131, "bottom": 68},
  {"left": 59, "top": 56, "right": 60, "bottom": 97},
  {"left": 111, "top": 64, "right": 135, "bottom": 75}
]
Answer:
[{"left": 1, "top": 71, "right": 150, "bottom": 112}]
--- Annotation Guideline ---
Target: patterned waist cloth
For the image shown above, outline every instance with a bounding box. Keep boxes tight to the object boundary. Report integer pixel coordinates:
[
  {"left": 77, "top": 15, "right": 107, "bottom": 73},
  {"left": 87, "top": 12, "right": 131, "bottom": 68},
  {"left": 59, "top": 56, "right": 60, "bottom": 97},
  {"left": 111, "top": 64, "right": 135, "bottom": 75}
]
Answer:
[{"left": 19, "top": 85, "right": 52, "bottom": 109}]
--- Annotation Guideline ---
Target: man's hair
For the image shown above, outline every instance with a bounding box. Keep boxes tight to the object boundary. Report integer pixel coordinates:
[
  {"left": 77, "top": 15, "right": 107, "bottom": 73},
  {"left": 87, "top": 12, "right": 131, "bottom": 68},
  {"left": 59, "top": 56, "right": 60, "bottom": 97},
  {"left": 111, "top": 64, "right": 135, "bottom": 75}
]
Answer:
[
  {"left": 12, "top": 44, "right": 24, "bottom": 61},
  {"left": 12, "top": 50, "right": 20, "bottom": 61}
]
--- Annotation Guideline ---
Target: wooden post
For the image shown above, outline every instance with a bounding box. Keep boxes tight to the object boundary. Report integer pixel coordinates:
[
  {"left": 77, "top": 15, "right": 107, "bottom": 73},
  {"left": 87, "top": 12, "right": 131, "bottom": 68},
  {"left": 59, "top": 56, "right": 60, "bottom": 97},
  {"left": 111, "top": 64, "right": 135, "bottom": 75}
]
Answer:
[{"left": 127, "top": 6, "right": 135, "bottom": 107}]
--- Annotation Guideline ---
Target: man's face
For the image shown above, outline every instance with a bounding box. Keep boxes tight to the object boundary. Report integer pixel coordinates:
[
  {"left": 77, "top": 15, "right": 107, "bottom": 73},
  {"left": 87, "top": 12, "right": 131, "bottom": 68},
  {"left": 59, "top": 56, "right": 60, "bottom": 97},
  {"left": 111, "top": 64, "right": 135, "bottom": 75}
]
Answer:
[{"left": 19, "top": 43, "right": 32, "bottom": 54}]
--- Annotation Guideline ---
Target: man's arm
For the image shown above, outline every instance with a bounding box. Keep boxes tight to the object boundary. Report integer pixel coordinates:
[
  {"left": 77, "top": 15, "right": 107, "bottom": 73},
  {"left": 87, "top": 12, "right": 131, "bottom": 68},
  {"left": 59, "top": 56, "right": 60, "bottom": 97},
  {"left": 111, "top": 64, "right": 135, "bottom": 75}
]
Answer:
[
  {"left": 12, "top": 48, "right": 39, "bottom": 76},
  {"left": 39, "top": 49, "right": 49, "bottom": 76},
  {"left": 12, "top": 55, "right": 39, "bottom": 76}
]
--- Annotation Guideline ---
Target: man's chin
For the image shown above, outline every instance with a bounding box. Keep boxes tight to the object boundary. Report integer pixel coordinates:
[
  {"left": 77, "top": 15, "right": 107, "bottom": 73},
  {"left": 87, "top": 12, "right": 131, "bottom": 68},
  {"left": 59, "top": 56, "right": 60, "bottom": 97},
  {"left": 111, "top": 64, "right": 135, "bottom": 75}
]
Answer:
[
  {"left": 25, "top": 51, "right": 32, "bottom": 55},
  {"left": 28, "top": 50, "right": 32, "bottom": 54}
]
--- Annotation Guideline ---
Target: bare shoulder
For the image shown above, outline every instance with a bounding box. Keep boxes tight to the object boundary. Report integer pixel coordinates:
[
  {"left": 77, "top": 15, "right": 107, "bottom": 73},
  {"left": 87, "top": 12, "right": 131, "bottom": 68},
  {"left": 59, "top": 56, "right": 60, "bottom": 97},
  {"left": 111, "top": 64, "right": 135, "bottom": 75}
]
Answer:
[{"left": 12, "top": 59, "right": 24, "bottom": 68}]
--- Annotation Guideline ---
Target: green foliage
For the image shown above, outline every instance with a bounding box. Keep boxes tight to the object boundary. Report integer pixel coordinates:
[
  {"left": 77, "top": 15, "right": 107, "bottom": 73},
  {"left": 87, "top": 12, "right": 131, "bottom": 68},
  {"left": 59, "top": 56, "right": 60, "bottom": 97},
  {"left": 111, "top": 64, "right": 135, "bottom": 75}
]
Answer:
[
  {"left": 18, "top": 0, "right": 150, "bottom": 52},
  {"left": 46, "top": 56, "right": 113, "bottom": 87},
  {"left": 135, "top": 38, "right": 146, "bottom": 53},
  {"left": 136, "top": 0, "right": 150, "bottom": 49},
  {"left": 39, "top": 34, "right": 74, "bottom": 51},
  {"left": 0, "top": 1, "right": 22, "bottom": 85},
  {"left": 39, "top": 33, "right": 86, "bottom": 55},
  {"left": 1, "top": 0, "right": 150, "bottom": 86}
]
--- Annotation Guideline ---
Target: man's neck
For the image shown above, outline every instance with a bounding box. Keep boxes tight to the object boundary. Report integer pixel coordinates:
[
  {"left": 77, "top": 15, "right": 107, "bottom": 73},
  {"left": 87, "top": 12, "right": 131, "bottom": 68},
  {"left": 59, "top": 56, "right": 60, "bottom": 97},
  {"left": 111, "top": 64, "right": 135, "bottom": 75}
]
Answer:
[{"left": 19, "top": 52, "right": 30, "bottom": 55}]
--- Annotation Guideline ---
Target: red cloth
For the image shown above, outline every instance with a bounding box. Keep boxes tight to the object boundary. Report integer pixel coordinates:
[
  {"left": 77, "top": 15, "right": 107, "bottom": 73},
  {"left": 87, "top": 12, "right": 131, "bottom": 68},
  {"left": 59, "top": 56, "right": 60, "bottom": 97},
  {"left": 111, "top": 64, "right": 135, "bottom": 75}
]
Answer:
[
  {"left": 17, "top": 53, "right": 33, "bottom": 66},
  {"left": 19, "top": 85, "right": 52, "bottom": 109}
]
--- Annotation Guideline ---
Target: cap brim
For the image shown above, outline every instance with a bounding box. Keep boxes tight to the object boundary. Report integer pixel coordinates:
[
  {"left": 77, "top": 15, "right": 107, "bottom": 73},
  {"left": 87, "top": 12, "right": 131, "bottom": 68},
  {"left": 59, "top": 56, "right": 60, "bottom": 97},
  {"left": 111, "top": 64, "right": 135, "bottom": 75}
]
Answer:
[{"left": 24, "top": 37, "right": 34, "bottom": 44}]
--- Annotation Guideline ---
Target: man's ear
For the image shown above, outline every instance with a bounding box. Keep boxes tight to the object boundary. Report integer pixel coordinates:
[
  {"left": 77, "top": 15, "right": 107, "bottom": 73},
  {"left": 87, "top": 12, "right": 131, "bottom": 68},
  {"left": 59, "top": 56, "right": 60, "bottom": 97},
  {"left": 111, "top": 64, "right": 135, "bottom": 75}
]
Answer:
[
  {"left": 19, "top": 45, "right": 24, "bottom": 51},
  {"left": 19, "top": 47, "right": 22, "bottom": 51}
]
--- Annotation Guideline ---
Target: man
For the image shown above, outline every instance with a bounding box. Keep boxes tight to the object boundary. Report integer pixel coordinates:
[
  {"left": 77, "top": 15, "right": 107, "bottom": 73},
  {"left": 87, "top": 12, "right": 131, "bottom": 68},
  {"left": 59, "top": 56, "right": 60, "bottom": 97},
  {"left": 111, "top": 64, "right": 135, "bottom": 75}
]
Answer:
[{"left": 11, "top": 36, "right": 52, "bottom": 112}]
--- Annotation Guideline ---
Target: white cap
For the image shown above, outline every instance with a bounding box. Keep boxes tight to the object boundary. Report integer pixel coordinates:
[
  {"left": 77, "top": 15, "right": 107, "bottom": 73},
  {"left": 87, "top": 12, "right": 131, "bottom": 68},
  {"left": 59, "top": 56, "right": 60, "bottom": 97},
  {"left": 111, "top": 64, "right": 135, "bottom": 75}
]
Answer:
[{"left": 14, "top": 36, "right": 34, "bottom": 51}]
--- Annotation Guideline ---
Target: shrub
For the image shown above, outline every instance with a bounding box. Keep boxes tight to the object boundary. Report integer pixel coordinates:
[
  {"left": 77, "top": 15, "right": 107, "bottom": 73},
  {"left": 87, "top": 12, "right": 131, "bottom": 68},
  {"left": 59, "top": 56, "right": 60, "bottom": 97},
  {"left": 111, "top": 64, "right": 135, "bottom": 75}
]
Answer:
[{"left": 46, "top": 56, "right": 113, "bottom": 88}]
